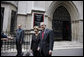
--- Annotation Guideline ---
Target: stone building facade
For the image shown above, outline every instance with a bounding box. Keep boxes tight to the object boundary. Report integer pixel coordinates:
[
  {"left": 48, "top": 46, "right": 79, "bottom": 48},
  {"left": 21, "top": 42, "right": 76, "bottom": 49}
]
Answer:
[{"left": 1, "top": 1, "right": 83, "bottom": 43}]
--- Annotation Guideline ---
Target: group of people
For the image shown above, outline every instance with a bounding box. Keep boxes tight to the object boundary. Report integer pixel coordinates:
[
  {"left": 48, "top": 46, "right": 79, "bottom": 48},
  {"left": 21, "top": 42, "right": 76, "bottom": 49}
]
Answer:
[
  {"left": 31, "top": 22, "right": 54, "bottom": 56},
  {"left": 1, "top": 22, "right": 54, "bottom": 56}
]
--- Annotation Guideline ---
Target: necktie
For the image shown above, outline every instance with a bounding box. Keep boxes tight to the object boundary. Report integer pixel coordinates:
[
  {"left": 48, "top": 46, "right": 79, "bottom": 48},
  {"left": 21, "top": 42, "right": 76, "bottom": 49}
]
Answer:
[{"left": 42, "top": 31, "right": 44, "bottom": 39}]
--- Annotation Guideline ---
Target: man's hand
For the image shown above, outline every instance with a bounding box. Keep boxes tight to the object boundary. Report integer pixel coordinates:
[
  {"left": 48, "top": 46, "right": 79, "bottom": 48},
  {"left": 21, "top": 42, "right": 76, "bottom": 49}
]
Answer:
[
  {"left": 37, "top": 47, "right": 40, "bottom": 51},
  {"left": 49, "top": 50, "right": 52, "bottom": 55},
  {"left": 7, "top": 36, "right": 13, "bottom": 40},
  {"left": 30, "top": 49, "right": 33, "bottom": 53},
  {"left": 20, "top": 41, "right": 22, "bottom": 44}
]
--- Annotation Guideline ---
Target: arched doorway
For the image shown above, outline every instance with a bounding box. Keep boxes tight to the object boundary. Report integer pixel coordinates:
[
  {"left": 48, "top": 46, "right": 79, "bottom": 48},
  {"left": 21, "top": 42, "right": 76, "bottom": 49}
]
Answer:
[
  {"left": 52, "top": 6, "right": 71, "bottom": 41},
  {"left": 46, "top": 1, "right": 79, "bottom": 41}
]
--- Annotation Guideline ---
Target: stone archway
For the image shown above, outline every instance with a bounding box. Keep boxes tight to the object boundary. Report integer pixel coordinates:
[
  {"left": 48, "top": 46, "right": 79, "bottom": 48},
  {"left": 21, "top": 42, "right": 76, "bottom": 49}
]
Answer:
[
  {"left": 46, "top": 1, "right": 79, "bottom": 41},
  {"left": 52, "top": 6, "right": 71, "bottom": 41}
]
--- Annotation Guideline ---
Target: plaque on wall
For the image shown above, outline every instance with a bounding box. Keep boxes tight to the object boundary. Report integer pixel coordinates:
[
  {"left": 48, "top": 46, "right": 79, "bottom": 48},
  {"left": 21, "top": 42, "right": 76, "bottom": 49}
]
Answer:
[{"left": 33, "top": 13, "right": 44, "bottom": 27}]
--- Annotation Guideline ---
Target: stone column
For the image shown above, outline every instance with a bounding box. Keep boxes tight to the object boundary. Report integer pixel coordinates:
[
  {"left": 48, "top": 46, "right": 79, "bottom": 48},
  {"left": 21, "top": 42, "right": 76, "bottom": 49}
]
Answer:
[
  {"left": 78, "top": 20, "right": 83, "bottom": 43},
  {"left": 3, "top": 5, "right": 11, "bottom": 32}
]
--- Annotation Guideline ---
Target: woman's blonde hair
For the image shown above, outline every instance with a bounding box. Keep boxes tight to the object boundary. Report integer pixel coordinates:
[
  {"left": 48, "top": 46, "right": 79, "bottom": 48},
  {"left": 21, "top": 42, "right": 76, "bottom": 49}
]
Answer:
[{"left": 33, "top": 26, "right": 39, "bottom": 31}]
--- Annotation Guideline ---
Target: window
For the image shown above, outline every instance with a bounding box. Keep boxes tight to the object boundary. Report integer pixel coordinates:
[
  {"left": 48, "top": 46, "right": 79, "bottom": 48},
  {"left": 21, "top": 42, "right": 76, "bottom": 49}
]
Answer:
[{"left": 33, "top": 13, "right": 44, "bottom": 27}]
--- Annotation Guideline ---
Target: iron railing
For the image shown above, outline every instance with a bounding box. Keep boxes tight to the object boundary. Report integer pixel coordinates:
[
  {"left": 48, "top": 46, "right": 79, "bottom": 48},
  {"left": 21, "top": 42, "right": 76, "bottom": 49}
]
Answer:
[{"left": 1, "top": 29, "right": 34, "bottom": 52}]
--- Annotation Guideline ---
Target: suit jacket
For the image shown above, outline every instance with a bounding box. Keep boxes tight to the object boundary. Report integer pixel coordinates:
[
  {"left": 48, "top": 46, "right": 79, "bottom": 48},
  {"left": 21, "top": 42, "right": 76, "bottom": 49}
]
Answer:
[
  {"left": 31, "top": 34, "right": 40, "bottom": 51},
  {"left": 16, "top": 28, "right": 24, "bottom": 44},
  {"left": 39, "top": 29, "right": 54, "bottom": 54}
]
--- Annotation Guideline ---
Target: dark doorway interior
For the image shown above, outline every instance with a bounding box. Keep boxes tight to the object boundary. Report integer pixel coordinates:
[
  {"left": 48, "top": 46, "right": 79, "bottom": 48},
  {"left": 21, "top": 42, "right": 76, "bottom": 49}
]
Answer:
[
  {"left": 52, "top": 6, "right": 71, "bottom": 41},
  {"left": 62, "top": 21, "right": 71, "bottom": 41},
  {"left": 1, "top": 7, "right": 4, "bottom": 32},
  {"left": 10, "top": 10, "right": 17, "bottom": 34}
]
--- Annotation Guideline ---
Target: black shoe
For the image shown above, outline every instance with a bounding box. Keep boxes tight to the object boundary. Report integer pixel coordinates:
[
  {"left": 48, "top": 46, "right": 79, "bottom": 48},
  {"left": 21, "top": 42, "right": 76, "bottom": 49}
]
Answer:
[
  {"left": 21, "top": 52, "right": 23, "bottom": 56},
  {"left": 16, "top": 54, "right": 18, "bottom": 56}
]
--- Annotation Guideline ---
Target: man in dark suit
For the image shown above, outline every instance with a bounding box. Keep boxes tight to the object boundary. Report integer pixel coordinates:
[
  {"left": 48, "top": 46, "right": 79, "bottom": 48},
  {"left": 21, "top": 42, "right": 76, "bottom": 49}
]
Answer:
[
  {"left": 16, "top": 25, "right": 24, "bottom": 56},
  {"left": 37, "top": 22, "right": 54, "bottom": 56}
]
